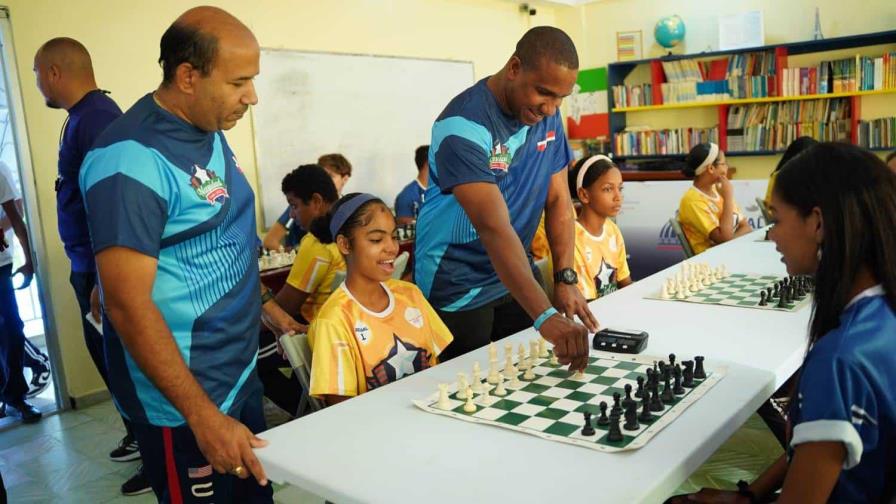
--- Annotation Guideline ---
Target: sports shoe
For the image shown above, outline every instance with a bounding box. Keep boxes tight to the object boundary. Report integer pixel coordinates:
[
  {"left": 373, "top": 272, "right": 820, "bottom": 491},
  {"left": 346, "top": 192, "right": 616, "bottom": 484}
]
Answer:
[
  {"left": 121, "top": 464, "right": 152, "bottom": 496},
  {"left": 2, "top": 401, "right": 42, "bottom": 424},
  {"left": 24, "top": 339, "right": 51, "bottom": 399},
  {"left": 109, "top": 434, "right": 141, "bottom": 462}
]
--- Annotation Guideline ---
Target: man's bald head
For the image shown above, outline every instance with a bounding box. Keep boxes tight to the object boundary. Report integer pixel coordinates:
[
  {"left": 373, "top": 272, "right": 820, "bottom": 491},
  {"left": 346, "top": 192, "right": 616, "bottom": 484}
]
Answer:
[
  {"left": 34, "top": 37, "right": 95, "bottom": 78},
  {"left": 33, "top": 37, "right": 98, "bottom": 109},
  {"left": 158, "top": 6, "right": 257, "bottom": 85}
]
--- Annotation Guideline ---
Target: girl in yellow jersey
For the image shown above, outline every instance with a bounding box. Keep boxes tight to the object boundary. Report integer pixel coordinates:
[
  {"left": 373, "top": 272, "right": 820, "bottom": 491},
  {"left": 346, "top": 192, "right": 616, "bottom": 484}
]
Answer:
[
  {"left": 567, "top": 155, "right": 632, "bottom": 301},
  {"left": 307, "top": 193, "right": 453, "bottom": 405},
  {"left": 678, "top": 143, "right": 752, "bottom": 255}
]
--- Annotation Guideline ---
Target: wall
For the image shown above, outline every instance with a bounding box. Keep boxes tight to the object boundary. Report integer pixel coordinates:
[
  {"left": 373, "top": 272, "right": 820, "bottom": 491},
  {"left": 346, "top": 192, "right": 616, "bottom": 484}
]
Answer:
[
  {"left": 4, "top": 0, "right": 560, "bottom": 402},
  {"left": 557, "top": 0, "right": 896, "bottom": 179}
]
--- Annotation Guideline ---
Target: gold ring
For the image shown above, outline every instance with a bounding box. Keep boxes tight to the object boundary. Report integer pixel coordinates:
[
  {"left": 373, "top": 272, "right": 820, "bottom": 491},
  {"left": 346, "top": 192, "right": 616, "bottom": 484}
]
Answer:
[{"left": 232, "top": 465, "right": 245, "bottom": 476}]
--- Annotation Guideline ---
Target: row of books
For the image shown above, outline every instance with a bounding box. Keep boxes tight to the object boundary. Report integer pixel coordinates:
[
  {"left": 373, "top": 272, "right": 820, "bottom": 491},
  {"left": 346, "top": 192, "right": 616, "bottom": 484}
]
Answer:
[
  {"left": 857, "top": 117, "right": 896, "bottom": 150},
  {"left": 613, "top": 126, "right": 719, "bottom": 156},
  {"left": 611, "top": 84, "right": 654, "bottom": 108},
  {"left": 660, "top": 59, "right": 706, "bottom": 83},
  {"left": 726, "top": 50, "right": 777, "bottom": 79},
  {"left": 726, "top": 99, "right": 852, "bottom": 152},
  {"left": 781, "top": 52, "right": 896, "bottom": 96}
]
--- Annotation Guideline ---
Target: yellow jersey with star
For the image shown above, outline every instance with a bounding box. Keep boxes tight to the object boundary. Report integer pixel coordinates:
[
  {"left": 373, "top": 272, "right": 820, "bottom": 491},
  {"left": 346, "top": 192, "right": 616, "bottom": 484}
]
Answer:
[
  {"left": 678, "top": 186, "right": 744, "bottom": 255},
  {"left": 531, "top": 212, "right": 552, "bottom": 261},
  {"left": 308, "top": 279, "right": 453, "bottom": 398},
  {"left": 285, "top": 233, "right": 347, "bottom": 322},
  {"left": 573, "top": 220, "right": 630, "bottom": 300}
]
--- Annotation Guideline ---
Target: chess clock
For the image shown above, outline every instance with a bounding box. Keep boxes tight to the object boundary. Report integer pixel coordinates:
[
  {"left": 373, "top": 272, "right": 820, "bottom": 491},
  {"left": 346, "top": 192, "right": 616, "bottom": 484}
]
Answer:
[{"left": 592, "top": 328, "right": 649, "bottom": 354}]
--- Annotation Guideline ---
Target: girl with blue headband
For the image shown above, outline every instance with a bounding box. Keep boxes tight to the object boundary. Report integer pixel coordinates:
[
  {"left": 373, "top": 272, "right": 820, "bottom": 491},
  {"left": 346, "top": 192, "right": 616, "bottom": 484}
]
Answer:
[{"left": 306, "top": 193, "right": 453, "bottom": 405}]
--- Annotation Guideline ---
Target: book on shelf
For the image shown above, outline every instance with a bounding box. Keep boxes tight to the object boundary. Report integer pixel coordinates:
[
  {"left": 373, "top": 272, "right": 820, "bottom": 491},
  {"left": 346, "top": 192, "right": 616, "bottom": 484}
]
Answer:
[
  {"left": 782, "top": 51, "right": 896, "bottom": 96},
  {"left": 858, "top": 117, "right": 896, "bottom": 150},
  {"left": 726, "top": 98, "right": 852, "bottom": 152},
  {"left": 656, "top": 50, "right": 778, "bottom": 104},
  {"left": 613, "top": 126, "right": 719, "bottom": 156},
  {"left": 612, "top": 83, "right": 653, "bottom": 108}
]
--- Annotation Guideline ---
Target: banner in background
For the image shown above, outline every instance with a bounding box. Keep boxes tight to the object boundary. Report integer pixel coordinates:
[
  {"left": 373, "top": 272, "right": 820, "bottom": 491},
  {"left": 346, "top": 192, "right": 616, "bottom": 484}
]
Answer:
[{"left": 615, "top": 180, "right": 769, "bottom": 280}]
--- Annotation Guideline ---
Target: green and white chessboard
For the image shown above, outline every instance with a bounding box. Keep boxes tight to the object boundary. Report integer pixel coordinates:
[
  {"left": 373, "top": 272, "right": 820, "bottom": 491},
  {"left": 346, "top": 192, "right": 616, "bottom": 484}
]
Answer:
[
  {"left": 646, "top": 273, "right": 812, "bottom": 312},
  {"left": 413, "top": 350, "right": 724, "bottom": 453}
]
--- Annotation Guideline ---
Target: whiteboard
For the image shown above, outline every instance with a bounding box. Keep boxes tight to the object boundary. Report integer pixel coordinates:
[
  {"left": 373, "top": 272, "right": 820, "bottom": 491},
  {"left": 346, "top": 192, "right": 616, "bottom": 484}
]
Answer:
[{"left": 252, "top": 49, "right": 475, "bottom": 228}]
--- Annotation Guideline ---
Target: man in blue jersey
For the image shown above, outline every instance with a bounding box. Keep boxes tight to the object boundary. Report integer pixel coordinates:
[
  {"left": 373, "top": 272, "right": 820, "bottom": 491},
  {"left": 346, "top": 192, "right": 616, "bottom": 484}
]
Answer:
[
  {"left": 33, "top": 37, "right": 152, "bottom": 495},
  {"left": 415, "top": 27, "right": 598, "bottom": 370},
  {"left": 81, "top": 7, "right": 280, "bottom": 502},
  {"left": 395, "top": 145, "right": 429, "bottom": 225}
]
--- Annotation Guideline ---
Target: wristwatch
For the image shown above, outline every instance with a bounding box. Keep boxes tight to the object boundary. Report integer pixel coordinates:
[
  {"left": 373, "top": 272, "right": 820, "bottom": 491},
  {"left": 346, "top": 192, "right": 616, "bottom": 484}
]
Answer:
[
  {"left": 736, "top": 480, "right": 757, "bottom": 503},
  {"left": 553, "top": 267, "right": 578, "bottom": 285}
]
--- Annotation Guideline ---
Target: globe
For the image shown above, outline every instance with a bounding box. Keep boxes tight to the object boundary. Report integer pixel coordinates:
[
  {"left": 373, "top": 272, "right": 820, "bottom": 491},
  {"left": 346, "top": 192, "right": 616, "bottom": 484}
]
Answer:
[{"left": 654, "top": 15, "right": 686, "bottom": 49}]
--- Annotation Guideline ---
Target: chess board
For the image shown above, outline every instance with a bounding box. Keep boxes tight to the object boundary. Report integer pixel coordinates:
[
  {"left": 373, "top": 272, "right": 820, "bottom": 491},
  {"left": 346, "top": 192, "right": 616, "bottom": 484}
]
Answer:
[
  {"left": 413, "top": 350, "right": 724, "bottom": 453},
  {"left": 645, "top": 273, "right": 812, "bottom": 312}
]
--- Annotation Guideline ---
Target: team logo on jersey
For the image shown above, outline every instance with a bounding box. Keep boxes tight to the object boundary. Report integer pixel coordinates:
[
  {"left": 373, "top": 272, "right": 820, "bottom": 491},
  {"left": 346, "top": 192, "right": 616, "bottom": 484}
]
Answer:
[
  {"left": 354, "top": 320, "right": 372, "bottom": 344},
  {"left": 584, "top": 246, "right": 593, "bottom": 264},
  {"left": 404, "top": 307, "right": 424, "bottom": 329},
  {"left": 536, "top": 130, "right": 556, "bottom": 152},
  {"left": 190, "top": 165, "right": 229, "bottom": 205},
  {"left": 489, "top": 142, "right": 511, "bottom": 172}
]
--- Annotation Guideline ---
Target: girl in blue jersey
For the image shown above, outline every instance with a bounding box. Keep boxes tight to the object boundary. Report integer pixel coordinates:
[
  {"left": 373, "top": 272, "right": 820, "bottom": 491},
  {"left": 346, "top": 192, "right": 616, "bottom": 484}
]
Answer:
[{"left": 672, "top": 143, "right": 896, "bottom": 503}]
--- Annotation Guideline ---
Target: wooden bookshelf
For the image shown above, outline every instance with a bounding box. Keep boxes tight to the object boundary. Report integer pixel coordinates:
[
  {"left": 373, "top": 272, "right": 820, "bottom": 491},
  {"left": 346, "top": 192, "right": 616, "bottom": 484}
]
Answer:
[{"left": 607, "top": 30, "right": 896, "bottom": 159}]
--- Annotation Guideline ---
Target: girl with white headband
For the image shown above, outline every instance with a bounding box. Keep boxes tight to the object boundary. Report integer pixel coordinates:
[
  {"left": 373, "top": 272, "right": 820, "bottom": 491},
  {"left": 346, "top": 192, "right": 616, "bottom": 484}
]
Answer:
[
  {"left": 306, "top": 193, "right": 453, "bottom": 406},
  {"left": 677, "top": 142, "right": 752, "bottom": 255},
  {"left": 567, "top": 155, "right": 632, "bottom": 301}
]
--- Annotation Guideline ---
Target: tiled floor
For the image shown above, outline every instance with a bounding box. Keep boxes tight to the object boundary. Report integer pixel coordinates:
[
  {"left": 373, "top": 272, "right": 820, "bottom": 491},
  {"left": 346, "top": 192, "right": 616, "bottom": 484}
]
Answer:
[{"left": 0, "top": 399, "right": 779, "bottom": 502}]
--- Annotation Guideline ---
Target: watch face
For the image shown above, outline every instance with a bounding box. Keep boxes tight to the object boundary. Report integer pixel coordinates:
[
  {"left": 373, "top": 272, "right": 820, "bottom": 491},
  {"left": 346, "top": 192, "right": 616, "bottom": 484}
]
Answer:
[{"left": 559, "top": 268, "right": 577, "bottom": 284}]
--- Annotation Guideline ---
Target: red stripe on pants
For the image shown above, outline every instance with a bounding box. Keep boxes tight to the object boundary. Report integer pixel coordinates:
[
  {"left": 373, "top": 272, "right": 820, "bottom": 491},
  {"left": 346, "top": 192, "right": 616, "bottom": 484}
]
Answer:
[{"left": 163, "top": 427, "right": 184, "bottom": 504}]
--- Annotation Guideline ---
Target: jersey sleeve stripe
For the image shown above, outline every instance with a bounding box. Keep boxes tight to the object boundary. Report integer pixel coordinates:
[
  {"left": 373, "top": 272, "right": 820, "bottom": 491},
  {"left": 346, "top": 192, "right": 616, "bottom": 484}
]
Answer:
[{"left": 791, "top": 419, "right": 864, "bottom": 469}]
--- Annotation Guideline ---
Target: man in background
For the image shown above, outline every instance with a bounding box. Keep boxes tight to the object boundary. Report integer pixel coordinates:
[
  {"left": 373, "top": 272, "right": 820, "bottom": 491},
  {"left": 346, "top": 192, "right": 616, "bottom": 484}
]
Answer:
[{"left": 395, "top": 145, "right": 429, "bottom": 225}]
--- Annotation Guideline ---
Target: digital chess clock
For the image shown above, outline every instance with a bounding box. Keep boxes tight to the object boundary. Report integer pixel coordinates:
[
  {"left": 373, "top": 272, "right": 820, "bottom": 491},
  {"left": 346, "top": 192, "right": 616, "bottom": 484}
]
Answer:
[{"left": 592, "top": 328, "right": 649, "bottom": 354}]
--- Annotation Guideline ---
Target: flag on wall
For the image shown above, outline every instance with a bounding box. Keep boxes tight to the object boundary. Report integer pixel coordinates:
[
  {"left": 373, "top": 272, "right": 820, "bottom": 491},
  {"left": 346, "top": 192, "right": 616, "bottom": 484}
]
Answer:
[{"left": 565, "top": 67, "right": 609, "bottom": 139}]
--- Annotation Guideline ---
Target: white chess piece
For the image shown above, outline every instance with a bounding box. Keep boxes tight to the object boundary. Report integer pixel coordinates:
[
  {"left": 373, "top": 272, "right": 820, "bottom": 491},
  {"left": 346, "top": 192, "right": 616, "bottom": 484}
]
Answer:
[
  {"left": 488, "top": 342, "right": 497, "bottom": 361},
  {"left": 523, "top": 362, "right": 536, "bottom": 380},
  {"left": 437, "top": 384, "right": 451, "bottom": 410},
  {"left": 538, "top": 338, "right": 549, "bottom": 358},
  {"left": 487, "top": 359, "right": 500, "bottom": 384},
  {"left": 504, "top": 343, "right": 513, "bottom": 361},
  {"left": 463, "top": 387, "right": 476, "bottom": 412},
  {"left": 549, "top": 352, "right": 559, "bottom": 366},
  {"left": 494, "top": 374, "right": 507, "bottom": 396},
  {"left": 503, "top": 355, "right": 515, "bottom": 378},
  {"left": 572, "top": 370, "right": 585, "bottom": 380},
  {"left": 471, "top": 369, "right": 484, "bottom": 393},
  {"left": 660, "top": 282, "right": 670, "bottom": 299},
  {"left": 509, "top": 371, "right": 523, "bottom": 388},
  {"left": 456, "top": 373, "right": 469, "bottom": 399},
  {"left": 472, "top": 361, "right": 481, "bottom": 377},
  {"left": 667, "top": 278, "right": 676, "bottom": 295},
  {"left": 517, "top": 344, "right": 529, "bottom": 370},
  {"left": 529, "top": 340, "right": 539, "bottom": 364},
  {"left": 479, "top": 385, "right": 491, "bottom": 405}
]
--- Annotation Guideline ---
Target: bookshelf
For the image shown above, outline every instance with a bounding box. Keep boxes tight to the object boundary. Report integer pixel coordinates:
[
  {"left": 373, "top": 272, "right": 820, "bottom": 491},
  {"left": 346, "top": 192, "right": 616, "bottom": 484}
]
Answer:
[{"left": 607, "top": 30, "right": 896, "bottom": 160}]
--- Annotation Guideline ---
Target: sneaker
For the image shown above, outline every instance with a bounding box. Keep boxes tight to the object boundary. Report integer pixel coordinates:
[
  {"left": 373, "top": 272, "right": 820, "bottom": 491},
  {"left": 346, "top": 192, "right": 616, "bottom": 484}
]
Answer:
[
  {"left": 24, "top": 340, "right": 51, "bottom": 399},
  {"left": 121, "top": 465, "right": 152, "bottom": 496},
  {"left": 2, "top": 401, "right": 42, "bottom": 424},
  {"left": 109, "top": 434, "right": 141, "bottom": 462}
]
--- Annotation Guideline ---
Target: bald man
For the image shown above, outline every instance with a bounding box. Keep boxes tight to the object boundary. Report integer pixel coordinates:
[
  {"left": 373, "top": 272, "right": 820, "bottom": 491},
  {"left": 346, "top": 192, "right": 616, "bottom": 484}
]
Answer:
[
  {"left": 33, "top": 38, "right": 150, "bottom": 495},
  {"left": 79, "top": 8, "right": 272, "bottom": 503}
]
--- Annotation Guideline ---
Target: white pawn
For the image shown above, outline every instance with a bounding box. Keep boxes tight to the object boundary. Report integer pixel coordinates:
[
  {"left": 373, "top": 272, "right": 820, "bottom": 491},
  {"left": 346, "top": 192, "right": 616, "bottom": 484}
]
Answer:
[
  {"left": 660, "top": 282, "right": 671, "bottom": 299},
  {"left": 472, "top": 361, "right": 481, "bottom": 377},
  {"left": 517, "top": 344, "right": 529, "bottom": 370},
  {"left": 494, "top": 374, "right": 508, "bottom": 396},
  {"left": 538, "top": 338, "right": 549, "bottom": 358},
  {"left": 572, "top": 370, "right": 585, "bottom": 380},
  {"left": 471, "top": 369, "right": 484, "bottom": 393},
  {"left": 488, "top": 342, "right": 497, "bottom": 362},
  {"left": 503, "top": 354, "right": 515, "bottom": 378},
  {"left": 479, "top": 384, "right": 491, "bottom": 405},
  {"left": 504, "top": 343, "right": 513, "bottom": 361},
  {"left": 436, "top": 384, "right": 451, "bottom": 410},
  {"left": 463, "top": 387, "right": 476, "bottom": 413},
  {"left": 456, "top": 373, "right": 469, "bottom": 399},
  {"left": 549, "top": 352, "right": 559, "bottom": 366},
  {"left": 667, "top": 278, "right": 677, "bottom": 295},
  {"left": 529, "top": 340, "right": 539, "bottom": 364},
  {"left": 523, "top": 361, "right": 536, "bottom": 380},
  {"left": 509, "top": 371, "right": 523, "bottom": 388},
  {"left": 487, "top": 358, "right": 500, "bottom": 384}
]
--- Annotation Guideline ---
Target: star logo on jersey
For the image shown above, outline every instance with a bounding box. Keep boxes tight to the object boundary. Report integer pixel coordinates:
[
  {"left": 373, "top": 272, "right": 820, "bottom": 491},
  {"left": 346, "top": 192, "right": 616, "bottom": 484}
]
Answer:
[
  {"left": 189, "top": 165, "right": 229, "bottom": 205},
  {"left": 366, "top": 334, "right": 431, "bottom": 390},
  {"left": 536, "top": 130, "right": 556, "bottom": 152},
  {"left": 595, "top": 258, "right": 618, "bottom": 296},
  {"left": 489, "top": 142, "right": 511, "bottom": 172}
]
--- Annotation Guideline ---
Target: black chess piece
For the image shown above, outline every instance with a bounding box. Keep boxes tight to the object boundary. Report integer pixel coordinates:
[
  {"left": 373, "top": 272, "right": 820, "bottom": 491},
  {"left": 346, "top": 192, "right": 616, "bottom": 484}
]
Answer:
[
  {"left": 623, "top": 384, "right": 635, "bottom": 409},
  {"left": 635, "top": 376, "right": 645, "bottom": 399},
  {"left": 673, "top": 364, "right": 685, "bottom": 395},
  {"left": 777, "top": 288, "right": 787, "bottom": 308},
  {"left": 596, "top": 401, "right": 610, "bottom": 426},
  {"left": 694, "top": 356, "right": 706, "bottom": 379},
  {"left": 639, "top": 389, "right": 654, "bottom": 423},
  {"left": 682, "top": 360, "right": 695, "bottom": 388},
  {"left": 649, "top": 383, "right": 664, "bottom": 411},
  {"left": 773, "top": 283, "right": 779, "bottom": 298},
  {"left": 623, "top": 401, "right": 640, "bottom": 431},
  {"left": 668, "top": 353, "right": 676, "bottom": 369},
  {"left": 766, "top": 286, "right": 773, "bottom": 299},
  {"left": 581, "top": 411, "right": 596, "bottom": 436},
  {"left": 611, "top": 392, "right": 622, "bottom": 415},
  {"left": 606, "top": 411, "right": 624, "bottom": 442},
  {"left": 758, "top": 291, "right": 767, "bottom": 306},
  {"left": 661, "top": 375, "right": 674, "bottom": 403}
]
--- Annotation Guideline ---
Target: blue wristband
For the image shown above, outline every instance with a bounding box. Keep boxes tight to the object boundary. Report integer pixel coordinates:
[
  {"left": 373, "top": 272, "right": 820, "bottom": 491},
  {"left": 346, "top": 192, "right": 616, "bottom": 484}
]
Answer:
[{"left": 533, "top": 307, "right": 559, "bottom": 332}]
